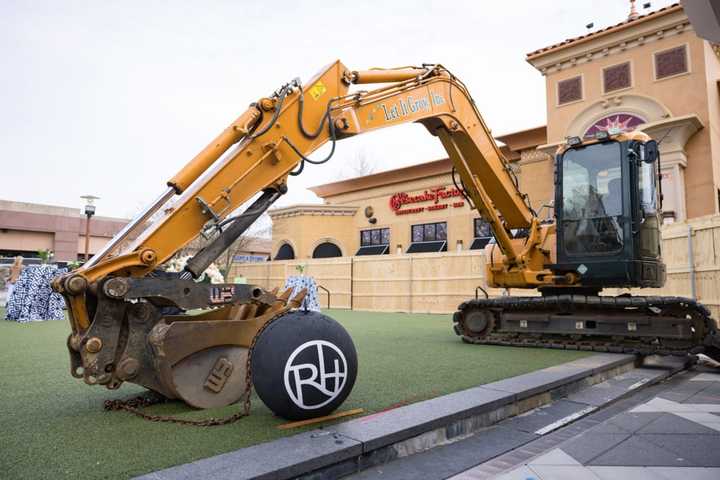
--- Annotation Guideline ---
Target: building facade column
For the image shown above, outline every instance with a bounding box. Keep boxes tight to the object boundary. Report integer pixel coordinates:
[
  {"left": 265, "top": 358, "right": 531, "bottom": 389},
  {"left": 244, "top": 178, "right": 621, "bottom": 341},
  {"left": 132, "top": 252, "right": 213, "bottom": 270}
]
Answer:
[{"left": 642, "top": 114, "right": 704, "bottom": 222}]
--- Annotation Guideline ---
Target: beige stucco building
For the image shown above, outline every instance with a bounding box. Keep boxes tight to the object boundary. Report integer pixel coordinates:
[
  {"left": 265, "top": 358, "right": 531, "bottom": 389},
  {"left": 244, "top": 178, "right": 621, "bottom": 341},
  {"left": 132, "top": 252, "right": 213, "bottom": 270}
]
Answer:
[
  {"left": 528, "top": 2, "right": 719, "bottom": 222},
  {"left": 269, "top": 3, "right": 720, "bottom": 261}
]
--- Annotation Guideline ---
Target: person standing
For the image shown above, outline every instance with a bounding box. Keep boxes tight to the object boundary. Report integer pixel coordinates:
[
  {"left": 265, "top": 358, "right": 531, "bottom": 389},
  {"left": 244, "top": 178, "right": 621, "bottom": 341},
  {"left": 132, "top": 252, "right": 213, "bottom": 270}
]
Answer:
[{"left": 7, "top": 256, "right": 24, "bottom": 302}]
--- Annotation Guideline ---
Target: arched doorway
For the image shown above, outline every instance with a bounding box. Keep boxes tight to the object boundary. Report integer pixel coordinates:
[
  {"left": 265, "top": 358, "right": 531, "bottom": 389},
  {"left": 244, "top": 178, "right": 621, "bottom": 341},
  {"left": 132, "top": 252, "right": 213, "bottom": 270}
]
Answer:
[
  {"left": 312, "top": 242, "right": 342, "bottom": 258},
  {"left": 274, "top": 243, "right": 295, "bottom": 260}
]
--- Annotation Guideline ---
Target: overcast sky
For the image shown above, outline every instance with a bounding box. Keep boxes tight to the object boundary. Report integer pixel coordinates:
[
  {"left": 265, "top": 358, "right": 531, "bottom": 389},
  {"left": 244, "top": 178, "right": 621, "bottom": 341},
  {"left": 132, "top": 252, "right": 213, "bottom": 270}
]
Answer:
[{"left": 0, "top": 0, "right": 676, "bottom": 219}]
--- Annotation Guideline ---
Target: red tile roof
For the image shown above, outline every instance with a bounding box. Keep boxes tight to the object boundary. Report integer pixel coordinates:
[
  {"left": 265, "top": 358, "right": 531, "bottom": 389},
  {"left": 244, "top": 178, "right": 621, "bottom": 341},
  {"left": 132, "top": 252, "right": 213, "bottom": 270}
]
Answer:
[{"left": 526, "top": 3, "right": 682, "bottom": 59}]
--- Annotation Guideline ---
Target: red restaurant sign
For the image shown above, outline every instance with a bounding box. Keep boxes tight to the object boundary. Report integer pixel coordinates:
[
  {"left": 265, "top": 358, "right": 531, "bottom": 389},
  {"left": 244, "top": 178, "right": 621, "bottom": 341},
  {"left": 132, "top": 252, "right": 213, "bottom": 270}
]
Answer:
[{"left": 389, "top": 186, "right": 465, "bottom": 215}]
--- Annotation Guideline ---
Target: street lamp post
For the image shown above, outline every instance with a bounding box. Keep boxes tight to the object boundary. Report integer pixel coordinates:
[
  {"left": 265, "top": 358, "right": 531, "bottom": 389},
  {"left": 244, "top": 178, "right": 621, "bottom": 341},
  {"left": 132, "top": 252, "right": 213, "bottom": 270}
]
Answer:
[{"left": 80, "top": 195, "right": 100, "bottom": 261}]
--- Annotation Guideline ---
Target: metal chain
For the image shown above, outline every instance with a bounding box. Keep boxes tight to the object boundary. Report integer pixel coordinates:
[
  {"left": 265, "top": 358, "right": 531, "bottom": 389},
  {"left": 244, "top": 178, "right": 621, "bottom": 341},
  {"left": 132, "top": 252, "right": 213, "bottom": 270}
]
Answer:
[{"left": 104, "top": 309, "right": 286, "bottom": 427}]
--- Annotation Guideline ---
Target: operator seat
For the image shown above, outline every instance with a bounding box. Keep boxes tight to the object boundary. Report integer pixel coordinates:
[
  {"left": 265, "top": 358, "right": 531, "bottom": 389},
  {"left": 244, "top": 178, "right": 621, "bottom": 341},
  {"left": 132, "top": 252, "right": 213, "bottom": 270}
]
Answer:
[{"left": 604, "top": 178, "right": 622, "bottom": 217}]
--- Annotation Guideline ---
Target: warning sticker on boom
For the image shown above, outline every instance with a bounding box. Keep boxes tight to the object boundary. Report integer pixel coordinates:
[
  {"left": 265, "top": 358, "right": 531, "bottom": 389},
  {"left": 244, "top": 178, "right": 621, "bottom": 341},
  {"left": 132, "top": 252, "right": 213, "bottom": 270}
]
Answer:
[{"left": 309, "top": 81, "right": 327, "bottom": 101}]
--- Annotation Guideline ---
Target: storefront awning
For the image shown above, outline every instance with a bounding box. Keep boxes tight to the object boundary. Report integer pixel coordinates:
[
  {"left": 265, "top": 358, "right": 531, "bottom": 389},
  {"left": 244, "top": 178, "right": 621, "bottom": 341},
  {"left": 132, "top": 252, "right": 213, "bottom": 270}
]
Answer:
[
  {"left": 469, "top": 237, "right": 492, "bottom": 250},
  {"left": 355, "top": 245, "right": 389, "bottom": 256},
  {"left": 406, "top": 240, "right": 447, "bottom": 254}
]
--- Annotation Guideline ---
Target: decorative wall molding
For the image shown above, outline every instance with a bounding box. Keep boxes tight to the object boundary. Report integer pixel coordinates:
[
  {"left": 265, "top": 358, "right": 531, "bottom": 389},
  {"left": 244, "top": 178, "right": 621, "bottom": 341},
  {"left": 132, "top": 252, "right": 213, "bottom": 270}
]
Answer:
[
  {"left": 529, "top": 9, "right": 692, "bottom": 77},
  {"left": 641, "top": 114, "right": 705, "bottom": 168},
  {"left": 565, "top": 94, "right": 673, "bottom": 139},
  {"left": 268, "top": 205, "right": 359, "bottom": 219},
  {"left": 517, "top": 149, "right": 552, "bottom": 166}
]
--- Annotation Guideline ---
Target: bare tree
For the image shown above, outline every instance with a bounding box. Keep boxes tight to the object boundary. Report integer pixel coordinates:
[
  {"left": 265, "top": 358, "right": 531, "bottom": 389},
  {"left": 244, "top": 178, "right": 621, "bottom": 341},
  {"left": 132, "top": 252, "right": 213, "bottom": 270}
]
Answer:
[
  {"left": 157, "top": 197, "right": 273, "bottom": 281},
  {"left": 215, "top": 222, "right": 271, "bottom": 281},
  {"left": 336, "top": 149, "right": 375, "bottom": 180}
]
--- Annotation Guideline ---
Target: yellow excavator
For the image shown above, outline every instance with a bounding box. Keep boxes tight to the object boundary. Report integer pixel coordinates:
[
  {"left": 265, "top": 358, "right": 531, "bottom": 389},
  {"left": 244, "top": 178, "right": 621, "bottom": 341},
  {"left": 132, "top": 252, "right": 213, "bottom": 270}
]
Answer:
[{"left": 53, "top": 61, "right": 720, "bottom": 421}]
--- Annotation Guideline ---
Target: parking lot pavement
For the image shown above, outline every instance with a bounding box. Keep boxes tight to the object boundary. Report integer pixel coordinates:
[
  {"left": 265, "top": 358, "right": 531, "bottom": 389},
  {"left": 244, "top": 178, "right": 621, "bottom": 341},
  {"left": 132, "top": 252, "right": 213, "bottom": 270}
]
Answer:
[{"left": 456, "top": 367, "right": 720, "bottom": 480}]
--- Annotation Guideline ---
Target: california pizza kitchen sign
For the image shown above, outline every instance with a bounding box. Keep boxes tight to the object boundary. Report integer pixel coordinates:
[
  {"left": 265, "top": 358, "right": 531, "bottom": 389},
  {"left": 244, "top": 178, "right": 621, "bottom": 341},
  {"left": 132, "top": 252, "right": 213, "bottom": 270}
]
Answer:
[{"left": 389, "top": 186, "right": 465, "bottom": 215}]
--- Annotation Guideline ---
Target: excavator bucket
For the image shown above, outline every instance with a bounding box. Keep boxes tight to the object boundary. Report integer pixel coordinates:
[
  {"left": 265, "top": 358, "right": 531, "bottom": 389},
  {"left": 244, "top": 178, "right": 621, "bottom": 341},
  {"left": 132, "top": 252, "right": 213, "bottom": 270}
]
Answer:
[
  {"left": 153, "top": 288, "right": 309, "bottom": 409},
  {"left": 59, "top": 273, "right": 358, "bottom": 420},
  {"left": 61, "top": 276, "right": 290, "bottom": 404}
]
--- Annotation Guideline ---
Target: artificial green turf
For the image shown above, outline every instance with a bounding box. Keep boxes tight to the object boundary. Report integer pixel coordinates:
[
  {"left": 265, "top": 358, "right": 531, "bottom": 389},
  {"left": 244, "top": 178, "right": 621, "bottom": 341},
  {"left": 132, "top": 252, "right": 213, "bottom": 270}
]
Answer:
[{"left": 0, "top": 307, "right": 591, "bottom": 479}]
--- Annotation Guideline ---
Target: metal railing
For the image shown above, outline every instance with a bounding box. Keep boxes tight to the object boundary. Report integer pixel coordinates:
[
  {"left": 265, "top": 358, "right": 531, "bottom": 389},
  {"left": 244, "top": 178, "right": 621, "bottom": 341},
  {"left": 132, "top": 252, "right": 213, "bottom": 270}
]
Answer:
[
  {"left": 475, "top": 286, "right": 489, "bottom": 300},
  {"left": 317, "top": 285, "right": 331, "bottom": 309}
]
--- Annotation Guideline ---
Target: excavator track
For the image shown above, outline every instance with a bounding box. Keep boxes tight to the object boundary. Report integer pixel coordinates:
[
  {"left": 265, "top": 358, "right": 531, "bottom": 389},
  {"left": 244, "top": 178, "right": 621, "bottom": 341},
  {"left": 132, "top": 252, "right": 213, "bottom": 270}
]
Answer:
[{"left": 453, "top": 295, "right": 720, "bottom": 360}]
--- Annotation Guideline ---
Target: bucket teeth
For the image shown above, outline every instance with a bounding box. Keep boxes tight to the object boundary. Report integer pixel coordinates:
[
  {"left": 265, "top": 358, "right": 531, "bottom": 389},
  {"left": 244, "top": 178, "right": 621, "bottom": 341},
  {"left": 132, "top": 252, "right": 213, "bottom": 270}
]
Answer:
[
  {"left": 288, "top": 288, "right": 307, "bottom": 308},
  {"left": 231, "top": 286, "right": 306, "bottom": 320},
  {"left": 277, "top": 287, "right": 293, "bottom": 303},
  {"left": 232, "top": 302, "right": 259, "bottom": 321}
]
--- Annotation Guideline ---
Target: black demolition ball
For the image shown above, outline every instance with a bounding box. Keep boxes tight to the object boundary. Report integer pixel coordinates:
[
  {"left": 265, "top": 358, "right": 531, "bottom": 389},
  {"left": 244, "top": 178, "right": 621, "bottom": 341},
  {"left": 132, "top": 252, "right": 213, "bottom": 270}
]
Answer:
[{"left": 251, "top": 310, "right": 358, "bottom": 420}]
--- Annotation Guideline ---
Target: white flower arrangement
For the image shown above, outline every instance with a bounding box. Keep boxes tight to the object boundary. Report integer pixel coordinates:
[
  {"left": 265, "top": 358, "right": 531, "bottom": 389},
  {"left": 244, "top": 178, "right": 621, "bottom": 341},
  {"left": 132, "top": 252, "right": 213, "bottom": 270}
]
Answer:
[{"left": 165, "top": 255, "right": 225, "bottom": 284}]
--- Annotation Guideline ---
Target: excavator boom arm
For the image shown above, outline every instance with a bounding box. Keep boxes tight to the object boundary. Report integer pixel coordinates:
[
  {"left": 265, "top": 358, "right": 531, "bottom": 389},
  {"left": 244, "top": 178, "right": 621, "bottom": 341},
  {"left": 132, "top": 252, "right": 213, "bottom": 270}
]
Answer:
[{"left": 75, "top": 61, "right": 548, "bottom": 291}]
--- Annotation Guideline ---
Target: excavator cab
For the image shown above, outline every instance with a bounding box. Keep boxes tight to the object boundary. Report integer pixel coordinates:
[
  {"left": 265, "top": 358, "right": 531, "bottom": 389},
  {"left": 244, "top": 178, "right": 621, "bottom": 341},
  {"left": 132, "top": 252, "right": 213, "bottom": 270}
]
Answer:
[{"left": 553, "top": 133, "right": 665, "bottom": 289}]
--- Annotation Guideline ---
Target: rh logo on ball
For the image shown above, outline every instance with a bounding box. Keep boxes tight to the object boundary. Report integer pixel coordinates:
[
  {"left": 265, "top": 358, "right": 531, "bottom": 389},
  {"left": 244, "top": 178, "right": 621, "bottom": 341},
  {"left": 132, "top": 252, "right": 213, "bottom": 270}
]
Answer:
[{"left": 283, "top": 340, "right": 348, "bottom": 410}]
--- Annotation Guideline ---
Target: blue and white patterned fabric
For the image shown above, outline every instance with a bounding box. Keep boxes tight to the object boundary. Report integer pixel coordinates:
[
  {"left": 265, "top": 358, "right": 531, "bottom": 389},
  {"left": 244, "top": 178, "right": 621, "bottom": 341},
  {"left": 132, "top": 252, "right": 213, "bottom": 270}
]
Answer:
[
  {"left": 283, "top": 275, "right": 321, "bottom": 312},
  {"left": 5, "top": 265, "right": 67, "bottom": 323}
]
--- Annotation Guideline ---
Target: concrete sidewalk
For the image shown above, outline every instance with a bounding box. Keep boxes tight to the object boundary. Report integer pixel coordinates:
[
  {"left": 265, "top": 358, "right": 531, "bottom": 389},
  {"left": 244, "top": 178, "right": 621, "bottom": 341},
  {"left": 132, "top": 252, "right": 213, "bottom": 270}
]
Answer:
[
  {"left": 138, "top": 353, "right": 669, "bottom": 480},
  {"left": 456, "top": 368, "right": 720, "bottom": 479}
]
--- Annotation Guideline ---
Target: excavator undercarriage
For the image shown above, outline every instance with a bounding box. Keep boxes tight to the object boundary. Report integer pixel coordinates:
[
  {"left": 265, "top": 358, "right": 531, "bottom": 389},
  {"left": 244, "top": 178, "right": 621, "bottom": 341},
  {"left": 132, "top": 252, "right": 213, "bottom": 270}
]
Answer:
[{"left": 454, "top": 294, "right": 720, "bottom": 360}]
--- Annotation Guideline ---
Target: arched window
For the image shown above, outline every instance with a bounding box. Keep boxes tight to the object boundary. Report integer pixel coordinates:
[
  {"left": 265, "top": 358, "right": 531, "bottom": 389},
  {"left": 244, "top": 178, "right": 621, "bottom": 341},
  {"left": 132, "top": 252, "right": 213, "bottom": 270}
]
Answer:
[
  {"left": 274, "top": 243, "right": 295, "bottom": 260},
  {"left": 312, "top": 242, "right": 342, "bottom": 258},
  {"left": 583, "top": 113, "right": 645, "bottom": 138}
]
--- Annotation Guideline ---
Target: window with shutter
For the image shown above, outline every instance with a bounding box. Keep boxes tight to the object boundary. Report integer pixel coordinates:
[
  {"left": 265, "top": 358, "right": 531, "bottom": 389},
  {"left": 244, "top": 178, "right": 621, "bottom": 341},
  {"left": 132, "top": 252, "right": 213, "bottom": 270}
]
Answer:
[
  {"left": 603, "top": 62, "right": 631, "bottom": 93},
  {"left": 655, "top": 46, "right": 688, "bottom": 80},
  {"left": 558, "top": 76, "right": 582, "bottom": 105}
]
